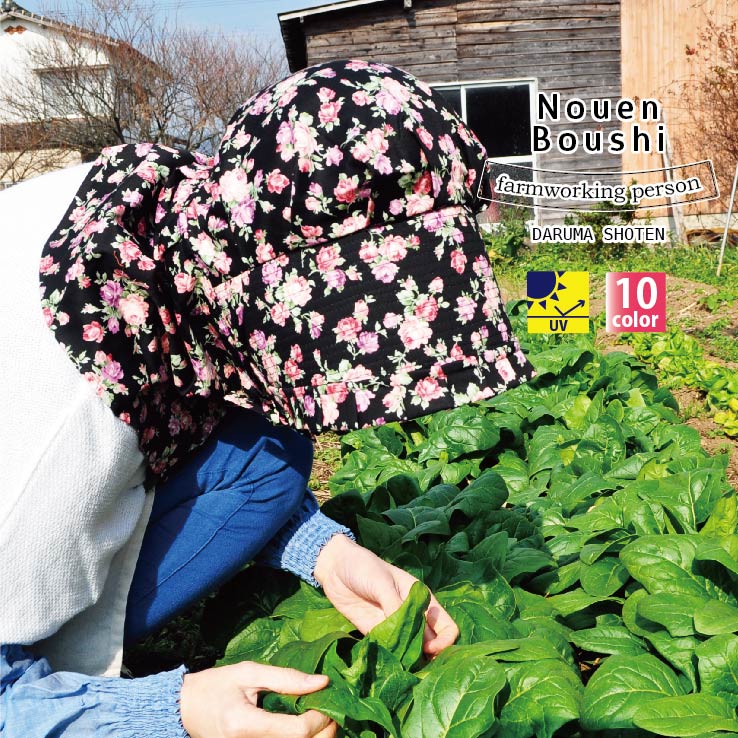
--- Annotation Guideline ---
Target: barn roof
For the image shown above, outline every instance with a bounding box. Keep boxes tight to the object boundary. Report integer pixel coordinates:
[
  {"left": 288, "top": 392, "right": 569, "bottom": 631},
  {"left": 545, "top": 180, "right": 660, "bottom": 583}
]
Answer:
[{"left": 279, "top": 0, "right": 407, "bottom": 72}]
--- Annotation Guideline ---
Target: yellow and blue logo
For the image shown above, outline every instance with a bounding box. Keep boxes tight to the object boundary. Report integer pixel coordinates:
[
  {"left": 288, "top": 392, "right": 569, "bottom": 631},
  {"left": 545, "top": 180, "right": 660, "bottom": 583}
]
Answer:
[{"left": 527, "top": 271, "right": 590, "bottom": 334}]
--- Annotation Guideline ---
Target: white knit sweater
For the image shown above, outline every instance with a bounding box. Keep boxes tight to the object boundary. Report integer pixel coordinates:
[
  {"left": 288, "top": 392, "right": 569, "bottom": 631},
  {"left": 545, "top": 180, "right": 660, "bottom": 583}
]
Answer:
[{"left": 0, "top": 165, "right": 152, "bottom": 677}]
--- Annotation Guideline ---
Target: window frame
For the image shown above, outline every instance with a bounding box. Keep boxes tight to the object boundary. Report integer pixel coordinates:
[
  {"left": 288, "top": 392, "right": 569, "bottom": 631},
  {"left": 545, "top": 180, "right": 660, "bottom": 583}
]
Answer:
[{"left": 431, "top": 77, "right": 539, "bottom": 225}]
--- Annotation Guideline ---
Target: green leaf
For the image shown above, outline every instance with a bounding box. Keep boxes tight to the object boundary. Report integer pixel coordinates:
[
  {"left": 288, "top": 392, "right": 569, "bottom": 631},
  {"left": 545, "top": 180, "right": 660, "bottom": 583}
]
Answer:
[
  {"left": 367, "top": 581, "right": 429, "bottom": 670},
  {"left": 546, "top": 588, "right": 619, "bottom": 617},
  {"left": 498, "top": 660, "right": 582, "bottom": 738},
  {"left": 694, "top": 536, "right": 738, "bottom": 577},
  {"left": 217, "top": 618, "right": 283, "bottom": 666},
  {"left": 436, "top": 580, "right": 517, "bottom": 644},
  {"left": 273, "top": 582, "right": 335, "bottom": 619},
  {"left": 697, "top": 634, "right": 738, "bottom": 708},
  {"left": 636, "top": 470, "right": 723, "bottom": 533},
  {"left": 695, "top": 600, "right": 738, "bottom": 635},
  {"left": 643, "top": 630, "right": 701, "bottom": 690},
  {"left": 633, "top": 694, "right": 738, "bottom": 736},
  {"left": 701, "top": 496, "right": 738, "bottom": 537},
  {"left": 570, "top": 625, "right": 648, "bottom": 656},
  {"left": 581, "top": 654, "right": 685, "bottom": 730},
  {"left": 620, "top": 535, "right": 728, "bottom": 601},
  {"left": 299, "top": 607, "right": 356, "bottom": 641},
  {"left": 580, "top": 557, "right": 630, "bottom": 597},
  {"left": 636, "top": 593, "right": 703, "bottom": 637},
  {"left": 342, "top": 638, "right": 419, "bottom": 713},
  {"left": 402, "top": 652, "right": 506, "bottom": 738}
]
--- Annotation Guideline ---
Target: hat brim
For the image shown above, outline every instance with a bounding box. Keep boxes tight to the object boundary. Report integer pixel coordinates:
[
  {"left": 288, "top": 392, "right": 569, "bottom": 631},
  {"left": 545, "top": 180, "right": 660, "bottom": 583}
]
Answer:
[{"left": 222, "top": 206, "right": 535, "bottom": 435}]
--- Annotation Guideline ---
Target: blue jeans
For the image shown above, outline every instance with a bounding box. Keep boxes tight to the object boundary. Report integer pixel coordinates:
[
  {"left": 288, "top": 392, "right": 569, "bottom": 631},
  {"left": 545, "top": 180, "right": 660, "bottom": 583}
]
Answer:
[{"left": 123, "top": 408, "right": 313, "bottom": 645}]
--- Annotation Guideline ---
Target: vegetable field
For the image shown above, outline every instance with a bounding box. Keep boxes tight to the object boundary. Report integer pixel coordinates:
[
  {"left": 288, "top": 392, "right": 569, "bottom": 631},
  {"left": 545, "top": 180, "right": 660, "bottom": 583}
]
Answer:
[{"left": 202, "top": 301, "right": 738, "bottom": 738}]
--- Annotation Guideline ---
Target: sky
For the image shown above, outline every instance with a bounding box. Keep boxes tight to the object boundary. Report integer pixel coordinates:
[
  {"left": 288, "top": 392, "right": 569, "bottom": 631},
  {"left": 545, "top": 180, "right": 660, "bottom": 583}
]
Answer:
[{"left": 18, "top": 0, "right": 324, "bottom": 48}]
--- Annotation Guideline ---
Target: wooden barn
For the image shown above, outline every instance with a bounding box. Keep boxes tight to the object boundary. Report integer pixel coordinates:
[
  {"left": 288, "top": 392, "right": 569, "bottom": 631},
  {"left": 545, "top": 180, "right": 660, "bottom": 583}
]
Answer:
[{"left": 279, "top": 0, "right": 738, "bottom": 230}]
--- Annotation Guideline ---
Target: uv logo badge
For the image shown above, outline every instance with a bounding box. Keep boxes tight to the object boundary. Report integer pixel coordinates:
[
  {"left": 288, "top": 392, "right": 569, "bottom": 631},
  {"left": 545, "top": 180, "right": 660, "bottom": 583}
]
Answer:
[{"left": 527, "top": 271, "right": 590, "bottom": 333}]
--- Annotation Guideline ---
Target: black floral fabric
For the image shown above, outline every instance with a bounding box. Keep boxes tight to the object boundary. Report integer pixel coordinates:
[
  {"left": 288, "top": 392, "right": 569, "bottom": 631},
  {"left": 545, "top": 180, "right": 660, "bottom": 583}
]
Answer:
[{"left": 39, "top": 59, "right": 535, "bottom": 480}]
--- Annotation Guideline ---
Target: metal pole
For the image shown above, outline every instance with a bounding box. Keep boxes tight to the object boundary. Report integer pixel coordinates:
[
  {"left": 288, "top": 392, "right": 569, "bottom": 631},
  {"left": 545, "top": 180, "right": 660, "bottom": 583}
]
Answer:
[{"left": 717, "top": 163, "right": 738, "bottom": 278}]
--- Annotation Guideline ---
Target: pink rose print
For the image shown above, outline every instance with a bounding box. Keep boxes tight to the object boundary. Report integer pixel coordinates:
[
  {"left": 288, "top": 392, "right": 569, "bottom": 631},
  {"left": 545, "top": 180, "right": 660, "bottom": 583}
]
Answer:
[
  {"left": 355, "top": 388, "right": 376, "bottom": 413},
  {"left": 309, "top": 312, "right": 324, "bottom": 339},
  {"left": 335, "top": 316, "right": 362, "bottom": 342},
  {"left": 39, "top": 255, "right": 58, "bottom": 275},
  {"left": 325, "top": 146, "right": 343, "bottom": 166},
  {"left": 379, "top": 235, "right": 408, "bottom": 262},
  {"left": 354, "top": 299, "right": 370, "bottom": 321},
  {"left": 456, "top": 296, "right": 477, "bottom": 323},
  {"left": 82, "top": 321, "right": 105, "bottom": 343},
  {"left": 334, "top": 176, "right": 358, "bottom": 204},
  {"left": 325, "top": 269, "right": 347, "bottom": 290},
  {"left": 414, "top": 171, "right": 432, "bottom": 195},
  {"left": 293, "top": 118, "right": 318, "bottom": 158},
  {"left": 174, "top": 273, "right": 196, "bottom": 293},
  {"left": 316, "top": 245, "right": 340, "bottom": 272},
  {"left": 102, "top": 360, "right": 124, "bottom": 382},
  {"left": 415, "top": 297, "right": 438, "bottom": 322},
  {"left": 359, "top": 241, "right": 379, "bottom": 263},
  {"left": 284, "top": 359, "right": 303, "bottom": 381},
  {"left": 496, "top": 356, "right": 516, "bottom": 382},
  {"left": 136, "top": 162, "right": 158, "bottom": 184},
  {"left": 320, "top": 395, "right": 340, "bottom": 426},
  {"left": 357, "top": 331, "right": 379, "bottom": 354},
  {"left": 119, "top": 240, "right": 142, "bottom": 265},
  {"left": 270, "top": 302, "right": 290, "bottom": 326},
  {"left": 417, "top": 127, "right": 433, "bottom": 150},
  {"left": 118, "top": 294, "right": 149, "bottom": 326},
  {"left": 219, "top": 168, "right": 250, "bottom": 203},
  {"left": 406, "top": 193, "right": 434, "bottom": 216},
  {"left": 261, "top": 260, "right": 283, "bottom": 285},
  {"left": 376, "top": 76, "right": 411, "bottom": 114},
  {"left": 301, "top": 224, "right": 324, "bottom": 240},
  {"left": 383, "top": 312, "right": 401, "bottom": 329},
  {"left": 100, "top": 280, "right": 122, "bottom": 306},
  {"left": 398, "top": 316, "right": 432, "bottom": 350},
  {"left": 352, "top": 90, "right": 371, "bottom": 106},
  {"left": 266, "top": 170, "right": 290, "bottom": 194},
  {"left": 319, "top": 100, "right": 342, "bottom": 125},
  {"left": 250, "top": 330, "right": 267, "bottom": 351},
  {"left": 372, "top": 261, "right": 399, "bottom": 284},
  {"left": 450, "top": 250, "right": 467, "bottom": 274},
  {"left": 282, "top": 274, "right": 311, "bottom": 306},
  {"left": 326, "top": 381, "right": 349, "bottom": 404},
  {"left": 450, "top": 344, "right": 465, "bottom": 361},
  {"left": 415, "top": 377, "right": 444, "bottom": 402}
]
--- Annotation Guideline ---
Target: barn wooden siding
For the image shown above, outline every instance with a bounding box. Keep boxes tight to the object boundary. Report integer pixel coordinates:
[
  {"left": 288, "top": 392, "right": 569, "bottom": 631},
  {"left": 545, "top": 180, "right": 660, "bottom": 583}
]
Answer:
[
  {"left": 295, "top": 0, "right": 624, "bottom": 216},
  {"left": 621, "top": 0, "right": 738, "bottom": 215}
]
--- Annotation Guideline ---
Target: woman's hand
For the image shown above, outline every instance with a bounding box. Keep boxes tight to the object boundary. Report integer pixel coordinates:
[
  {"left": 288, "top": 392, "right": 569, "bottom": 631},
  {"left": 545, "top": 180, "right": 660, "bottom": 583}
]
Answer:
[
  {"left": 313, "top": 534, "right": 459, "bottom": 656},
  {"left": 179, "top": 662, "right": 336, "bottom": 738}
]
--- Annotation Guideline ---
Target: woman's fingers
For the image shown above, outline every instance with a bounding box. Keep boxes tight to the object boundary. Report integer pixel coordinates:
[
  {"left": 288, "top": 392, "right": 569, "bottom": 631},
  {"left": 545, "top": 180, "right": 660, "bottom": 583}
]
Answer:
[
  {"left": 423, "top": 596, "right": 460, "bottom": 654},
  {"left": 244, "top": 707, "right": 335, "bottom": 738},
  {"left": 239, "top": 662, "right": 329, "bottom": 696}
]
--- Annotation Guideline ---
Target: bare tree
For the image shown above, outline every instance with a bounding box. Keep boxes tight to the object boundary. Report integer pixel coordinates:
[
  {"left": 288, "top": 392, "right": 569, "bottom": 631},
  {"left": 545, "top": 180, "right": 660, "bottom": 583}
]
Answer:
[
  {"left": 0, "top": 0, "right": 286, "bottom": 183},
  {"left": 675, "top": 14, "right": 738, "bottom": 207}
]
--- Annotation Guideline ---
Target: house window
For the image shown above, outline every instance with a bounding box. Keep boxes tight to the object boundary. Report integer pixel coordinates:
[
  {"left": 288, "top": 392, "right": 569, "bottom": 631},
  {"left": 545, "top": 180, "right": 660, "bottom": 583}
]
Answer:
[
  {"left": 37, "top": 67, "right": 109, "bottom": 119},
  {"left": 432, "top": 80, "right": 536, "bottom": 222}
]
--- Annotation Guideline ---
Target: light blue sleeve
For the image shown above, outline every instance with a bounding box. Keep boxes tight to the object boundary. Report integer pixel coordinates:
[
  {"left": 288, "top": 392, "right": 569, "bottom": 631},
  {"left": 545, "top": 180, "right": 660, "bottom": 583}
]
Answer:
[
  {"left": 0, "top": 645, "right": 188, "bottom": 738},
  {"left": 258, "top": 489, "right": 356, "bottom": 586}
]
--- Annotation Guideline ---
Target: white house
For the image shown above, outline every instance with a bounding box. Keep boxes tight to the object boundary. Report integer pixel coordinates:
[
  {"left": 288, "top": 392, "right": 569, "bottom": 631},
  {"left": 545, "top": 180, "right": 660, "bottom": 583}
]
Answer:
[{"left": 0, "top": 0, "right": 112, "bottom": 187}]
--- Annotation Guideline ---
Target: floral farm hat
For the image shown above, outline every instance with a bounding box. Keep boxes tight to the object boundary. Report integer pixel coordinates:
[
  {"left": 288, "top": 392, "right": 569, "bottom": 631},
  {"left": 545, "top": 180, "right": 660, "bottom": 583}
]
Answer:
[{"left": 40, "top": 59, "right": 535, "bottom": 479}]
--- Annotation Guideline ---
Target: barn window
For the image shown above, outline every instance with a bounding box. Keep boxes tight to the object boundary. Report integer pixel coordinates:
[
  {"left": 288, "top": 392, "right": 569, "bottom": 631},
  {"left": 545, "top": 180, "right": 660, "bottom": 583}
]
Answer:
[{"left": 432, "top": 80, "right": 536, "bottom": 223}]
